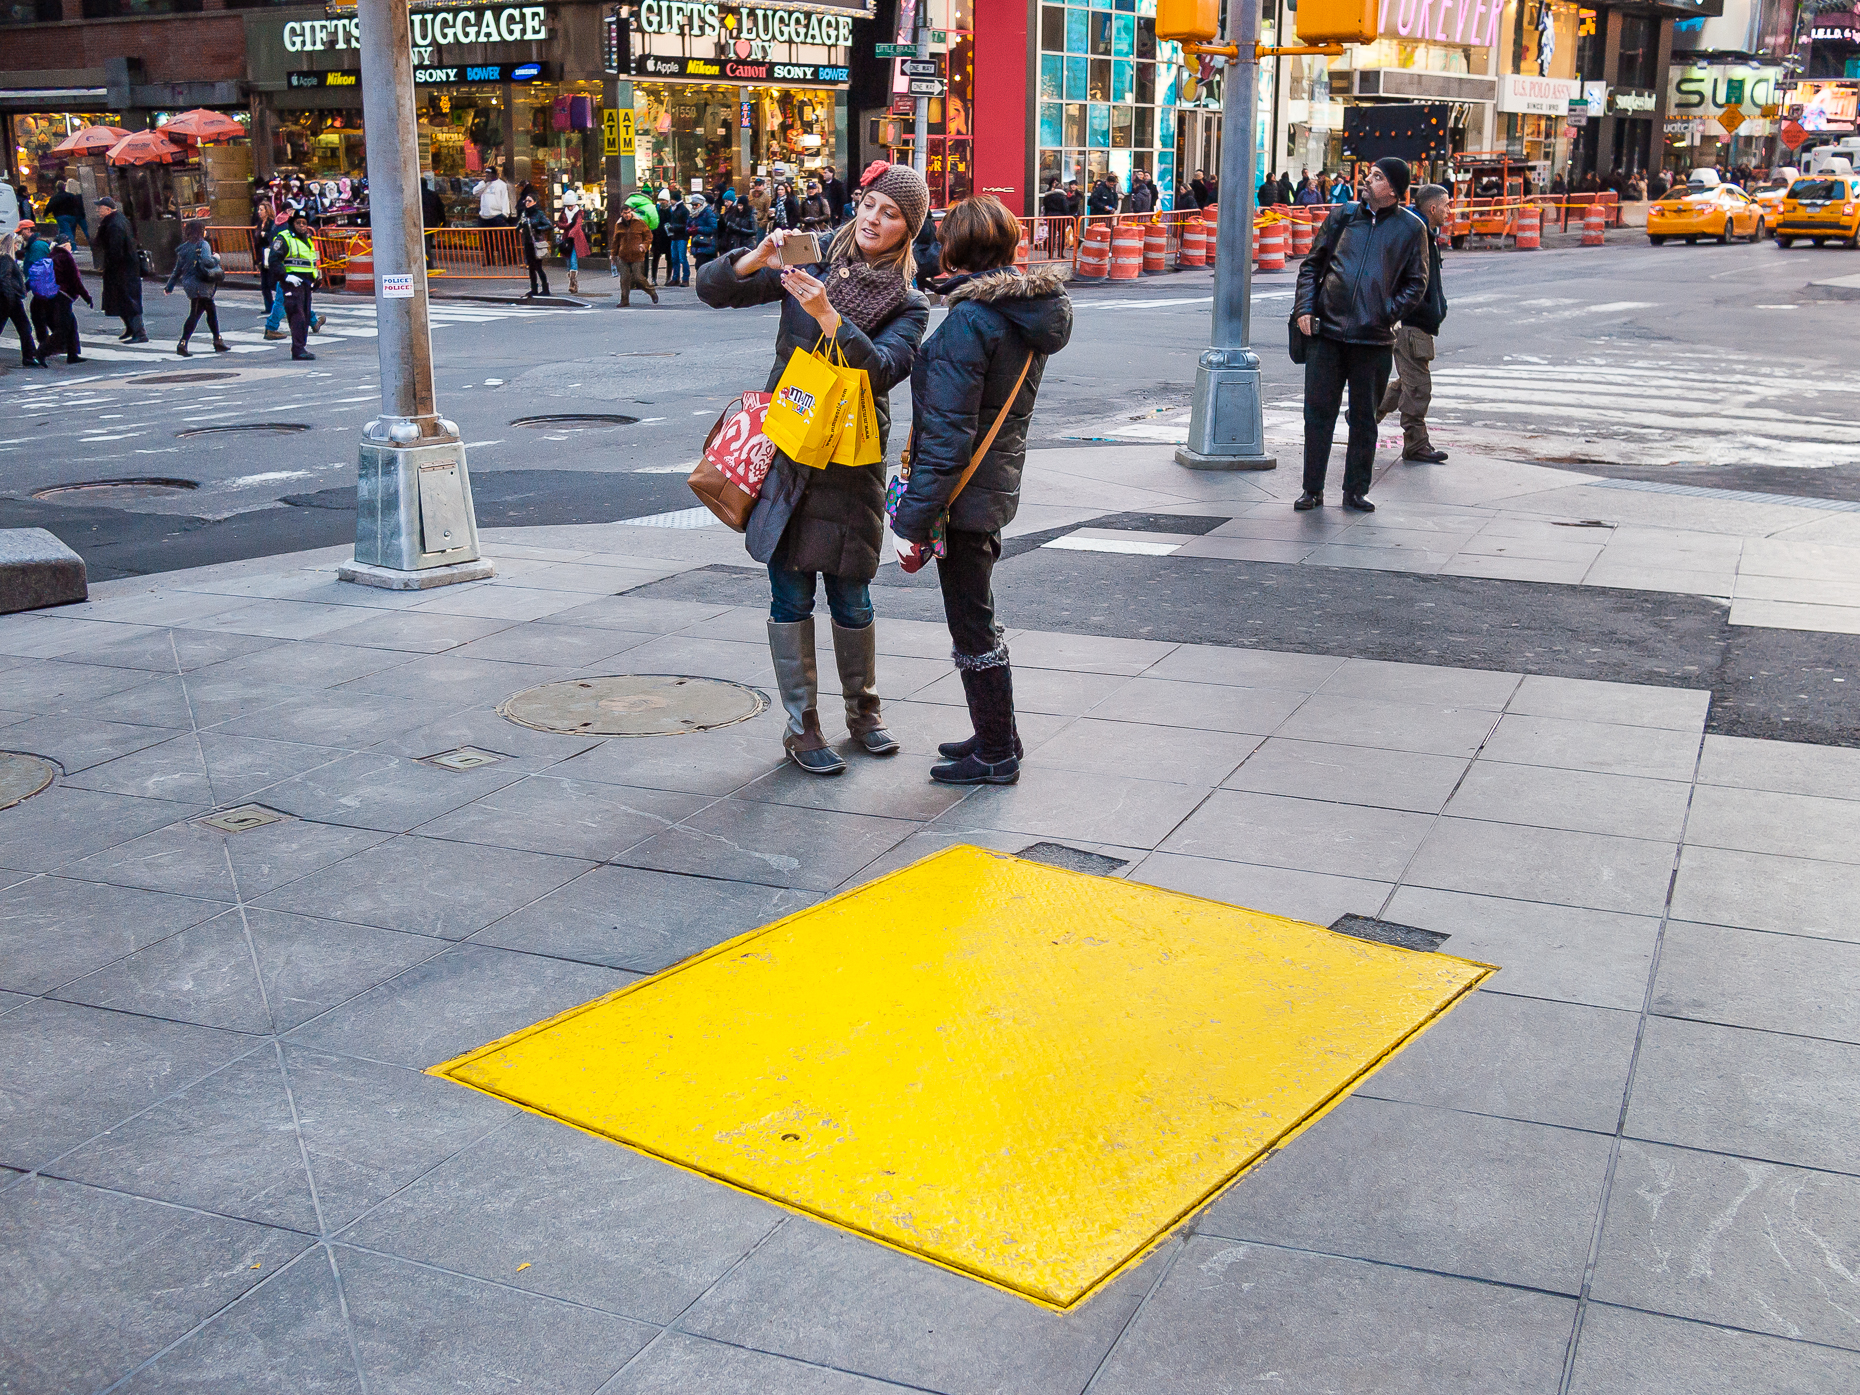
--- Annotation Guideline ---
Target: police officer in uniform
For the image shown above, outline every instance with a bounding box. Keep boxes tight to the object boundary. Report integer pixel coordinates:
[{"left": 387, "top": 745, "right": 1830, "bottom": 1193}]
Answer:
[{"left": 269, "top": 210, "right": 322, "bottom": 361}]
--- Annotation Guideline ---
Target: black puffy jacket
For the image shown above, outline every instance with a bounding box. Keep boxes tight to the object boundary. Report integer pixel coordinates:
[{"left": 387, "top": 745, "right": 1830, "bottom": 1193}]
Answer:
[
  {"left": 894, "top": 263, "right": 1072, "bottom": 543},
  {"left": 1293, "top": 200, "right": 1430, "bottom": 347},
  {"left": 662, "top": 200, "right": 689, "bottom": 240}
]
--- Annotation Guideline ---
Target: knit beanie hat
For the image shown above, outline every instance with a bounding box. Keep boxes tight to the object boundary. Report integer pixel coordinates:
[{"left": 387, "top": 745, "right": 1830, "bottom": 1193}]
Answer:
[
  {"left": 862, "top": 162, "right": 930, "bottom": 237},
  {"left": 1373, "top": 157, "right": 1412, "bottom": 199}
]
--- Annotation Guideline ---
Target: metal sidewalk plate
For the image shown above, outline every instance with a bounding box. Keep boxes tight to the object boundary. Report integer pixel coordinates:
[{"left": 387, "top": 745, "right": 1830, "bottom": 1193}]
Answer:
[
  {"left": 0, "top": 752, "right": 57, "bottom": 810},
  {"left": 498, "top": 674, "right": 767, "bottom": 737},
  {"left": 430, "top": 846, "right": 1493, "bottom": 1310}
]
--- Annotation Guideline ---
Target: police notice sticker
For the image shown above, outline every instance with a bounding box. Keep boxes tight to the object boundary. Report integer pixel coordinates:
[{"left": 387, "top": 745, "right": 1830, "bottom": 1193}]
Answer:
[{"left": 381, "top": 274, "right": 415, "bottom": 299}]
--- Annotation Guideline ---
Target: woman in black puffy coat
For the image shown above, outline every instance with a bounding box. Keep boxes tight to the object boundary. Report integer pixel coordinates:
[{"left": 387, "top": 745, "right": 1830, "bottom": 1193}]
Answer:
[
  {"left": 891, "top": 195, "right": 1072, "bottom": 786},
  {"left": 698, "top": 164, "right": 931, "bottom": 777}
]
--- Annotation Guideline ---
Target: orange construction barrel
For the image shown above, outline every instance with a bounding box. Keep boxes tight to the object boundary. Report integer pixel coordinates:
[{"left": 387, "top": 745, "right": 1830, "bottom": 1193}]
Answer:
[
  {"left": 1109, "top": 223, "right": 1144, "bottom": 279},
  {"left": 1290, "top": 216, "right": 1314, "bottom": 257},
  {"left": 1582, "top": 201, "right": 1606, "bottom": 246},
  {"left": 345, "top": 236, "right": 373, "bottom": 296},
  {"left": 1179, "top": 216, "right": 1207, "bottom": 267},
  {"left": 1516, "top": 204, "right": 1542, "bottom": 250},
  {"left": 1256, "top": 222, "right": 1286, "bottom": 272},
  {"left": 1142, "top": 222, "right": 1168, "bottom": 274},
  {"left": 1014, "top": 219, "right": 1032, "bottom": 271},
  {"left": 1074, "top": 223, "right": 1112, "bottom": 279}
]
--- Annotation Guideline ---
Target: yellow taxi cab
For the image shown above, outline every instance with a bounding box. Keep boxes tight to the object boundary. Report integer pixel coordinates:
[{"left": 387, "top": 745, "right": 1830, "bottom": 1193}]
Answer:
[
  {"left": 1773, "top": 175, "right": 1860, "bottom": 248},
  {"left": 1647, "top": 171, "right": 1764, "bottom": 245},
  {"left": 1753, "top": 167, "right": 1799, "bottom": 232}
]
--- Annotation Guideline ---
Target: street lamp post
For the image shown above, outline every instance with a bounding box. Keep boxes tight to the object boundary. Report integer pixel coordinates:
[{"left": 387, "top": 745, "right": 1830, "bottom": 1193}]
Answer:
[
  {"left": 338, "top": 0, "right": 493, "bottom": 590},
  {"left": 1174, "top": 2, "right": 1276, "bottom": 472}
]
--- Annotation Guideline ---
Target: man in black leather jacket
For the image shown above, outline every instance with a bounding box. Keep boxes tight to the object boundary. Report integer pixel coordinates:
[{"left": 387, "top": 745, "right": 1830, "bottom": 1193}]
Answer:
[{"left": 1292, "top": 156, "right": 1430, "bottom": 511}]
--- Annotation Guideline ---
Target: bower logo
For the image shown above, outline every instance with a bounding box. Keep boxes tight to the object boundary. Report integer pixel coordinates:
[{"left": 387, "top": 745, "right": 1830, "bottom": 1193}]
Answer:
[{"left": 779, "top": 386, "right": 817, "bottom": 415}]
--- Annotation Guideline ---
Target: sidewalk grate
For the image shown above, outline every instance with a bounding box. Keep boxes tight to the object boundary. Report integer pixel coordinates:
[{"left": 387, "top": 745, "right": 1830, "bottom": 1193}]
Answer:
[
  {"left": 198, "top": 804, "right": 289, "bottom": 833},
  {"left": 618, "top": 506, "right": 724, "bottom": 529},
  {"left": 1330, "top": 914, "right": 1450, "bottom": 953},
  {"left": 431, "top": 845, "right": 1493, "bottom": 1311},
  {"left": 1016, "top": 841, "right": 1130, "bottom": 875},
  {"left": 0, "top": 752, "right": 57, "bottom": 811},
  {"left": 498, "top": 674, "right": 767, "bottom": 737},
  {"left": 423, "top": 746, "right": 506, "bottom": 772},
  {"left": 1591, "top": 478, "right": 1860, "bottom": 512}
]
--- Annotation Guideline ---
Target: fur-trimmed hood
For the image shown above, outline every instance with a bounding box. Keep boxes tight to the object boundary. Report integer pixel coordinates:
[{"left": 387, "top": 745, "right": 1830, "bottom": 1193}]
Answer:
[{"left": 936, "top": 263, "right": 1072, "bottom": 355}]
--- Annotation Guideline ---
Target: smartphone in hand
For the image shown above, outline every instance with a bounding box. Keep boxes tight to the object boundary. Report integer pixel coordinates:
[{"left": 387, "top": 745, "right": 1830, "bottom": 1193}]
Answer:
[{"left": 778, "top": 232, "right": 823, "bottom": 267}]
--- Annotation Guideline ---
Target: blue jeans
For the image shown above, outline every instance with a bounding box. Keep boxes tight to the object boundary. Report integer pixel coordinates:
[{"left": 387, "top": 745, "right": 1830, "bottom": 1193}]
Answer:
[
  {"left": 669, "top": 238, "right": 689, "bottom": 283},
  {"left": 769, "top": 564, "right": 873, "bottom": 629},
  {"left": 266, "top": 285, "right": 287, "bottom": 332},
  {"left": 566, "top": 248, "right": 578, "bottom": 271}
]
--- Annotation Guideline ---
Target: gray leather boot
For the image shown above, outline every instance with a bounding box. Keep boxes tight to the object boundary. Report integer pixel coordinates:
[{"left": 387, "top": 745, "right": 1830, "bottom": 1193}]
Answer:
[
  {"left": 767, "top": 619, "right": 845, "bottom": 776},
  {"left": 831, "top": 620, "right": 899, "bottom": 755}
]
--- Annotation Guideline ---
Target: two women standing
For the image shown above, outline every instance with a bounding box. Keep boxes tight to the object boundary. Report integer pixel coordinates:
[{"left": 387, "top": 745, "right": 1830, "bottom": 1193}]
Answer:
[{"left": 699, "top": 178, "right": 1071, "bottom": 786}]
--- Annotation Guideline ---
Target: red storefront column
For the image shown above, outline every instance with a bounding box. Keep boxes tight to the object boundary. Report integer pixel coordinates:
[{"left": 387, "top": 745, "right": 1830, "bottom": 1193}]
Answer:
[{"left": 972, "top": 0, "right": 1034, "bottom": 215}]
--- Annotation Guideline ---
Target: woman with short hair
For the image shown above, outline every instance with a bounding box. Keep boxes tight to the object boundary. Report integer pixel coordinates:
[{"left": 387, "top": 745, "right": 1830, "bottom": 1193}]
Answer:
[
  {"left": 891, "top": 195, "right": 1072, "bottom": 785},
  {"left": 698, "top": 165, "right": 932, "bottom": 775}
]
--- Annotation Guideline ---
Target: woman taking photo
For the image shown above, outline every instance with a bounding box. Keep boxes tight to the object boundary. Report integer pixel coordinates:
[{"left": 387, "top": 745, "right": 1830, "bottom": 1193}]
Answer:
[
  {"left": 890, "top": 194, "right": 1072, "bottom": 785},
  {"left": 698, "top": 163, "right": 931, "bottom": 776}
]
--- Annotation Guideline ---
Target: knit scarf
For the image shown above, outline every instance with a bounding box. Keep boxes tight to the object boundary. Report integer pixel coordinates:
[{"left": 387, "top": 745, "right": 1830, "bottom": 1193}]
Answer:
[{"left": 821, "top": 248, "right": 908, "bottom": 333}]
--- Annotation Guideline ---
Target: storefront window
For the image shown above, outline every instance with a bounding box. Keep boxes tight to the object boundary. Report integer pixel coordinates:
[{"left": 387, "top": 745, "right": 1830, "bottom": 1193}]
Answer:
[
  {"left": 11, "top": 112, "right": 121, "bottom": 198},
  {"left": 1038, "top": 0, "right": 1183, "bottom": 209},
  {"left": 274, "top": 110, "right": 368, "bottom": 177},
  {"left": 80, "top": 0, "right": 201, "bottom": 14},
  {"left": 634, "top": 82, "right": 839, "bottom": 197},
  {"left": 1, "top": 0, "right": 63, "bottom": 23}
]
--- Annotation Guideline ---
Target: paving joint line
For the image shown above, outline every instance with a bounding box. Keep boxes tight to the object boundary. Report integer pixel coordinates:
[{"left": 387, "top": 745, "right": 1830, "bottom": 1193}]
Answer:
[{"left": 1079, "top": 1233, "right": 1190, "bottom": 1395}]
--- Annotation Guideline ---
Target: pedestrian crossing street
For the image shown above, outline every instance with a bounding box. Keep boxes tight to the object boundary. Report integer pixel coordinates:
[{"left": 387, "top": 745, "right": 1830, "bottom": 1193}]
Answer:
[{"left": 59, "top": 293, "right": 579, "bottom": 365}]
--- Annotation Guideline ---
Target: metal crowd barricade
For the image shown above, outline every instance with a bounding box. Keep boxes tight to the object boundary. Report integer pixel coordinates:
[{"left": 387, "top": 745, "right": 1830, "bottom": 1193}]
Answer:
[
  {"left": 210, "top": 224, "right": 540, "bottom": 285},
  {"left": 205, "top": 226, "right": 359, "bottom": 283}
]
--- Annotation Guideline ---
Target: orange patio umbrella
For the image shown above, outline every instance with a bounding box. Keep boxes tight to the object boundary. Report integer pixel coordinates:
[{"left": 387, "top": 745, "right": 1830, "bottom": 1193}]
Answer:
[
  {"left": 158, "top": 109, "right": 245, "bottom": 142},
  {"left": 106, "top": 129, "right": 189, "bottom": 166},
  {"left": 49, "top": 125, "right": 130, "bottom": 156}
]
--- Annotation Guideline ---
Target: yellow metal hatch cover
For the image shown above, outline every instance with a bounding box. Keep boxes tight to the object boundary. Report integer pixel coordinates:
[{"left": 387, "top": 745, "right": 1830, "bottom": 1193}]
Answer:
[{"left": 430, "top": 845, "right": 1492, "bottom": 1310}]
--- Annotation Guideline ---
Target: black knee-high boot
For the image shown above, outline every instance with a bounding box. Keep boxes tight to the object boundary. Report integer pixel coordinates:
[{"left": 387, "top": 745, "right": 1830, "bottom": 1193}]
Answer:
[{"left": 932, "top": 662, "right": 1020, "bottom": 785}]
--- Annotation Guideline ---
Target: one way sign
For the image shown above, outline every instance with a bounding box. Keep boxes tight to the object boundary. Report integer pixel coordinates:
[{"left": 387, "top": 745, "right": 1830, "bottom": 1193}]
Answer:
[{"left": 901, "top": 58, "right": 941, "bottom": 76}]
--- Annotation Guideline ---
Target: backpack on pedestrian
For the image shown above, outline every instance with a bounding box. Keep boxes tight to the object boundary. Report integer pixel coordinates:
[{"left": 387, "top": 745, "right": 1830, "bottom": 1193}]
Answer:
[{"left": 26, "top": 256, "right": 57, "bottom": 299}]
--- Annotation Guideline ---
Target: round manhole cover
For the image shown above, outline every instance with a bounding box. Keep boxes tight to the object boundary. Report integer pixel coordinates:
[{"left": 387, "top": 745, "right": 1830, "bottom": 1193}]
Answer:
[
  {"left": 32, "top": 477, "right": 198, "bottom": 502},
  {"left": 509, "top": 414, "right": 640, "bottom": 429},
  {"left": 499, "top": 675, "right": 767, "bottom": 737},
  {"left": 129, "top": 370, "right": 242, "bottom": 385},
  {"left": 175, "top": 423, "right": 311, "bottom": 438},
  {"left": 0, "top": 752, "right": 57, "bottom": 810}
]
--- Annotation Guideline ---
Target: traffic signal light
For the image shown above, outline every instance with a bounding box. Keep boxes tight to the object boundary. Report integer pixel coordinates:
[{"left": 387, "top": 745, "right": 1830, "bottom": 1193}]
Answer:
[
  {"left": 1295, "top": 0, "right": 1378, "bottom": 44},
  {"left": 1155, "top": 0, "right": 1220, "bottom": 44}
]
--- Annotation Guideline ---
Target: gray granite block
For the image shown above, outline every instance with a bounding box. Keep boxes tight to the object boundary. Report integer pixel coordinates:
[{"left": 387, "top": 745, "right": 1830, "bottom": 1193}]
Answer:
[
  {"left": 553, "top": 708, "right": 792, "bottom": 797},
  {"left": 733, "top": 753, "right": 973, "bottom": 822},
  {"left": 933, "top": 766, "right": 1210, "bottom": 851},
  {"left": 254, "top": 835, "right": 595, "bottom": 940},
  {"left": 0, "top": 713, "right": 183, "bottom": 775},
  {"left": 60, "top": 734, "right": 215, "bottom": 804},
  {"left": 416, "top": 774, "right": 713, "bottom": 861},
  {"left": 1507, "top": 674, "right": 1711, "bottom": 732},
  {"left": 1568, "top": 1302, "right": 1860, "bottom": 1395},
  {"left": 1403, "top": 818, "right": 1678, "bottom": 917},
  {"left": 1198, "top": 1096, "right": 1613, "bottom": 1294},
  {"left": 286, "top": 943, "right": 628, "bottom": 1069},
  {"left": 1592, "top": 1140, "right": 1860, "bottom": 1349},
  {"left": 0, "top": 1173, "right": 309, "bottom": 1395},
  {"left": 1272, "top": 693, "right": 1500, "bottom": 757},
  {"left": 1625, "top": 1015, "right": 1860, "bottom": 1174},
  {"left": 332, "top": 1244, "right": 654, "bottom": 1393},
  {"left": 0, "top": 786, "right": 203, "bottom": 875},
  {"left": 1025, "top": 718, "right": 1263, "bottom": 788},
  {"left": 1654, "top": 922, "right": 1860, "bottom": 1045},
  {"left": 53, "top": 907, "right": 443, "bottom": 1034},
  {"left": 1697, "top": 732, "right": 1860, "bottom": 803},
  {"left": 1318, "top": 657, "right": 1522, "bottom": 710},
  {"left": 111, "top": 1247, "right": 364, "bottom": 1395},
  {"left": 616, "top": 798, "right": 916, "bottom": 892},
  {"left": 599, "top": 1331, "right": 905, "bottom": 1395},
  {"left": 57, "top": 625, "right": 281, "bottom": 676},
  {"left": 0, "top": 874, "right": 228, "bottom": 995},
  {"left": 341, "top": 1111, "right": 778, "bottom": 1324},
  {"left": 1132, "top": 851, "right": 1394, "bottom": 927},
  {"left": 1685, "top": 784, "right": 1860, "bottom": 866},
  {"left": 60, "top": 815, "right": 391, "bottom": 902},
  {"left": 677, "top": 1216, "right": 1158, "bottom": 1395},
  {"left": 1158, "top": 788, "right": 1435, "bottom": 881},
  {"left": 215, "top": 688, "right": 465, "bottom": 750},
  {"left": 1361, "top": 989, "right": 1639, "bottom": 1133},
  {"left": 259, "top": 750, "right": 535, "bottom": 835},
  {"left": 1220, "top": 736, "right": 1469, "bottom": 813},
  {"left": 1446, "top": 762, "right": 1694, "bottom": 842},
  {"left": 471, "top": 864, "right": 815, "bottom": 972},
  {"left": 0, "top": 656, "right": 160, "bottom": 714},
  {"left": 1084, "top": 674, "right": 1307, "bottom": 733},
  {"left": 1088, "top": 1237, "right": 1574, "bottom": 1395},
  {"left": 1669, "top": 846, "right": 1860, "bottom": 942},
  {"left": 1479, "top": 713, "right": 1704, "bottom": 783}
]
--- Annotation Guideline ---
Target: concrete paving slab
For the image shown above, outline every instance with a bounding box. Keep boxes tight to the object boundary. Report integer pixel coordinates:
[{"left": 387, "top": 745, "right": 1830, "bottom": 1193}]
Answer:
[
  {"left": 933, "top": 766, "right": 1211, "bottom": 850},
  {"left": 259, "top": 750, "right": 539, "bottom": 835},
  {"left": 914, "top": 664, "right": 1133, "bottom": 718},
  {"left": 61, "top": 813, "right": 390, "bottom": 903},
  {"left": 617, "top": 797, "right": 916, "bottom": 891},
  {"left": 0, "top": 786, "right": 205, "bottom": 874},
  {"left": 1566, "top": 1302, "right": 1860, "bottom": 1395},
  {"left": 1131, "top": 851, "right": 1394, "bottom": 927},
  {"left": 1382, "top": 887, "right": 1660, "bottom": 1012},
  {"left": 733, "top": 756, "right": 973, "bottom": 822},
  {"left": 1654, "top": 922, "right": 1860, "bottom": 1045},
  {"left": 444, "top": 621, "right": 658, "bottom": 669},
  {"left": 541, "top": 594, "right": 733, "bottom": 634},
  {"left": 192, "top": 599, "right": 397, "bottom": 643},
  {"left": 60, "top": 733, "right": 216, "bottom": 804},
  {"left": 0, "top": 657, "right": 171, "bottom": 715},
  {"left": 599, "top": 1331, "right": 906, "bottom": 1395},
  {"left": 1480, "top": 712, "right": 1704, "bottom": 781},
  {"left": 1507, "top": 673, "right": 1712, "bottom": 731},
  {"left": 1316, "top": 657, "right": 1522, "bottom": 710},
  {"left": 1669, "top": 846, "right": 1860, "bottom": 942},
  {"left": 1361, "top": 988, "right": 1638, "bottom": 1133},
  {"left": 1081, "top": 674, "right": 1308, "bottom": 733},
  {"left": 548, "top": 708, "right": 794, "bottom": 797},
  {"left": 1697, "top": 732, "right": 1860, "bottom": 801},
  {"left": 1592, "top": 1140, "right": 1860, "bottom": 1349},
  {"left": 1446, "top": 762, "right": 1694, "bottom": 842},
  {"left": 415, "top": 774, "right": 711, "bottom": 861},
  {"left": 470, "top": 864, "right": 815, "bottom": 973},
  {"left": 1685, "top": 783, "right": 1860, "bottom": 865},
  {"left": 336, "top": 652, "right": 578, "bottom": 711},
  {"left": 1158, "top": 789, "right": 1434, "bottom": 882},
  {"left": 332, "top": 1243, "right": 656, "bottom": 1394},
  {"left": 1024, "top": 718, "right": 1263, "bottom": 787},
  {"left": 1139, "top": 643, "right": 1345, "bottom": 690},
  {"left": 677, "top": 1217, "right": 1157, "bottom": 1395},
  {"left": 0, "top": 874, "right": 230, "bottom": 995},
  {"left": 1626, "top": 1015, "right": 1860, "bottom": 1175},
  {"left": 1, "top": 713, "right": 191, "bottom": 776},
  {"left": 215, "top": 688, "right": 464, "bottom": 751},
  {"left": 1272, "top": 692, "right": 1499, "bottom": 757},
  {"left": 341, "top": 1111, "right": 779, "bottom": 1325},
  {"left": 1405, "top": 818, "right": 1677, "bottom": 916},
  {"left": 55, "top": 625, "right": 282, "bottom": 676},
  {"left": 285, "top": 944, "right": 629, "bottom": 1070},
  {"left": 1199, "top": 1096, "right": 1612, "bottom": 1293},
  {"left": 0, "top": 1174, "right": 311, "bottom": 1395},
  {"left": 1088, "top": 1237, "right": 1574, "bottom": 1395},
  {"left": 1219, "top": 737, "right": 1470, "bottom": 813},
  {"left": 109, "top": 1248, "right": 364, "bottom": 1395},
  {"left": 309, "top": 609, "right": 516, "bottom": 655}
]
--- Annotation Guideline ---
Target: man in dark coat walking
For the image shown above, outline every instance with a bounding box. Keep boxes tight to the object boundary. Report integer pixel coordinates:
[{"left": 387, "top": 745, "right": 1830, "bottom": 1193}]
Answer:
[
  {"left": 1378, "top": 183, "right": 1450, "bottom": 464},
  {"left": 1292, "top": 157, "right": 1430, "bottom": 512},
  {"left": 94, "top": 196, "right": 146, "bottom": 342}
]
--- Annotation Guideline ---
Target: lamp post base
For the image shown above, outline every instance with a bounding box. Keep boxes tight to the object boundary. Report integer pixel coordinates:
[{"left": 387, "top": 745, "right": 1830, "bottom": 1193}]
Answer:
[
  {"left": 346, "top": 434, "right": 488, "bottom": 586},
  {"left": 1174, "top": 352, "right": 1278, "bottom": 472},
  {"left": 339, "top": 557, "right": 496, "bottom": 590}
]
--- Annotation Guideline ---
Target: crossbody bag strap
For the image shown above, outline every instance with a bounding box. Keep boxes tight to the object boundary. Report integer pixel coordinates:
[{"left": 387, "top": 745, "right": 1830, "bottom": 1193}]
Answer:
[{"left": 948, "top": 351, "right": 1035, "bottom": 506}]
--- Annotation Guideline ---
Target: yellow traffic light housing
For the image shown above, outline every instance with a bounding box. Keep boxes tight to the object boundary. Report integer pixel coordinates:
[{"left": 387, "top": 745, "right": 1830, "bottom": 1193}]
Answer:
[
  {"left": 1155, "top": 0, "right": 1220, "bottom": 45},
  {"left": 1294, "top": 0, "right": 1379, "bottom": 45}
]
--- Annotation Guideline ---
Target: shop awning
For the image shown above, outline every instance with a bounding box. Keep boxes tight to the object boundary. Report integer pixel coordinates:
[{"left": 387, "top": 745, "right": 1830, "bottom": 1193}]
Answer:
[{"left": 1, "top": 88, "right": 110, "bottom": 103}]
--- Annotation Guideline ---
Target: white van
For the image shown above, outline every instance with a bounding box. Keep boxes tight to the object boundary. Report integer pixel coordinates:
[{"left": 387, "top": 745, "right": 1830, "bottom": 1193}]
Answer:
[
  {"left": 0, "top": 181, "right": 17, "bottom": 233},
  {"left": 1807, "top": 141, "right": 1860, "bottom": 176}
]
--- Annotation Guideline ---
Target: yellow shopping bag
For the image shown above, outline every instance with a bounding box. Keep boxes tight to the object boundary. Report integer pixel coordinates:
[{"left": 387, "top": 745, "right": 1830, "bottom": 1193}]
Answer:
[
  {"left": 762, "top": 338, "right": 850, "bottom": 470},
  {"left": 828, "top": 354, "right": 883, "bottom": 467}
]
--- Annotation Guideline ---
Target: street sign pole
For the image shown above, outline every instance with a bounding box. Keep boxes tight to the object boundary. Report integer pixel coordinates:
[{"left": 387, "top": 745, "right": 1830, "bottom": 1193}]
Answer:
[
  {"left": 1174, "top": 1, "right": 1276, "bottom": 472},
  {"left": 912, "top": 0, "right": 929, "bottom": 176},
  {"left": 340, "top": 0, "right": 491, "bottom": 588}
]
